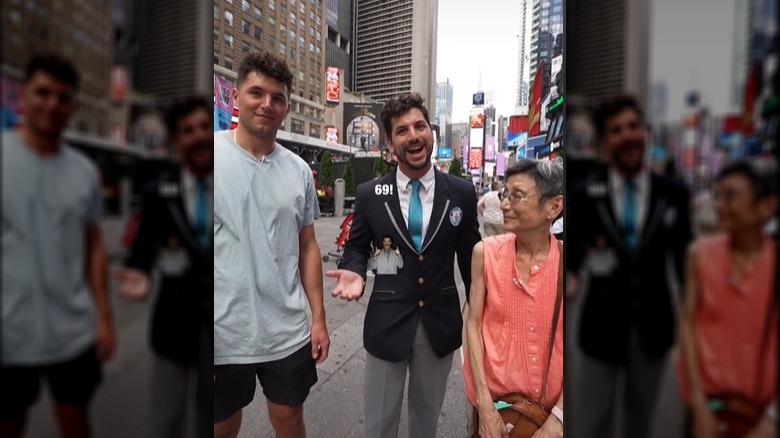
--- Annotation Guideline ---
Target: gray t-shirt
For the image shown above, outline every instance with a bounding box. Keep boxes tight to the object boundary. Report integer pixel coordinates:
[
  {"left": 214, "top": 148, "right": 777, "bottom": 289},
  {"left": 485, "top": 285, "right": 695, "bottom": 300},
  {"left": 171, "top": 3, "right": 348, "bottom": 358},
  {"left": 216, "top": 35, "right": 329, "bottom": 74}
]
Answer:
[
  {"left": 213, "top": 130, "right": 320, "bottom": 365},
  {"left": 2, "top": 130, "right": 102, "bottom": 365}
]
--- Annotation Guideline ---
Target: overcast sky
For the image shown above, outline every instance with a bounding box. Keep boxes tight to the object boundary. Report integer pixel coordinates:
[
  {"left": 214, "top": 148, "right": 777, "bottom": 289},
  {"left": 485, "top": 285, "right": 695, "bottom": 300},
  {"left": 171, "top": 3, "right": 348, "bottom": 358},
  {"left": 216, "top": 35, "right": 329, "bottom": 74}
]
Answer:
[
  {"left": 649, "top": 0, "right": 738, "bottom": 122},
  {"left": 436, "top": 0, "right": 525, "bottom": 122}
]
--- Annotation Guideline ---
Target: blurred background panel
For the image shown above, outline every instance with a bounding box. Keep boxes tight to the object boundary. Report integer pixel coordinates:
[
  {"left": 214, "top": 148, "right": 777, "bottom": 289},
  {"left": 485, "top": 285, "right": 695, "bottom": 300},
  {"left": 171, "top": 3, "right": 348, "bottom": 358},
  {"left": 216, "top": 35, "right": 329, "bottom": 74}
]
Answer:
[
  {"left": 1, "top": 0, "right": 212, "bottom": 437},
  {"left": 566, "top": 0, "right": 778, "bottom": 437}
]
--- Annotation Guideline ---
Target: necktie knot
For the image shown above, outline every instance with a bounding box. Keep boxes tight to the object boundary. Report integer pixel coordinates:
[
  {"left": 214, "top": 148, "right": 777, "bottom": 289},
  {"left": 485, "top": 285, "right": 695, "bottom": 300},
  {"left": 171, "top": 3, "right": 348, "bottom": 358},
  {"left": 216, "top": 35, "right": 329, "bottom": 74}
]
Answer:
[{"left": 410, "top": 179, "right": 421, "bottom": 192}]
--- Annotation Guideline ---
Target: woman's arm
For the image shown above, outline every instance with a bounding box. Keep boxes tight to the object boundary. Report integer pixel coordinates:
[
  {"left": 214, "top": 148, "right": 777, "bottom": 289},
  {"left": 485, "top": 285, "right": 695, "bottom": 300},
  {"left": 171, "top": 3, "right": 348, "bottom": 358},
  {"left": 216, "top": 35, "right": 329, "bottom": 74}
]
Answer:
[{"left": 466, "top": 242, "right": 508, "bottom": 437}]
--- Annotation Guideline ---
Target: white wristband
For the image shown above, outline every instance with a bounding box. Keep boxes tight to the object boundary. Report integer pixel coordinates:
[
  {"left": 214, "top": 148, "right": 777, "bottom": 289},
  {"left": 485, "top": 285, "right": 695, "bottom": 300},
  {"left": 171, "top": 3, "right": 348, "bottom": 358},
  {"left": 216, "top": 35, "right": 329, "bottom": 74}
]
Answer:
[{"left": 552, "top": 405, "right": 564, "bottom": 424}]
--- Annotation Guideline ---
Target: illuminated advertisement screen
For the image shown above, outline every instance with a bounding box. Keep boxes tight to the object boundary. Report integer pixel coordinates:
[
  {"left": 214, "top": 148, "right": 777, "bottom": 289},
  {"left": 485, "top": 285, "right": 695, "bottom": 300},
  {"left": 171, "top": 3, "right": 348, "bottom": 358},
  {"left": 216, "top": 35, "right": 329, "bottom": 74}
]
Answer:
[
  {"left": 343, "top": 102, "right": 385, "bottom": 157},
  {"left": 325, "top": 126, "right": 339, "bottom": 143},
  {"left": 469, "top": 108, "right": 485, "bottom": 128},
  {"left": 469, "top": 148, "right": 483, "bottom": 169},
  {"left": 469, "top": 128, "right": 484, "bottom": 149},
  {"left": 325, "top": 66, "right": 340, "bottom": 105}
]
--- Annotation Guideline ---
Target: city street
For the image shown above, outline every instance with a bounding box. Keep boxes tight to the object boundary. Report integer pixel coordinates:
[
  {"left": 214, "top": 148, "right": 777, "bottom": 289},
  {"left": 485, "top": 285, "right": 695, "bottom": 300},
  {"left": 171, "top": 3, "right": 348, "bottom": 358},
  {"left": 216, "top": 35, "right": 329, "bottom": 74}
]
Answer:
[{"left": 24, "top": 215, "right": 686, "bottom": 438}]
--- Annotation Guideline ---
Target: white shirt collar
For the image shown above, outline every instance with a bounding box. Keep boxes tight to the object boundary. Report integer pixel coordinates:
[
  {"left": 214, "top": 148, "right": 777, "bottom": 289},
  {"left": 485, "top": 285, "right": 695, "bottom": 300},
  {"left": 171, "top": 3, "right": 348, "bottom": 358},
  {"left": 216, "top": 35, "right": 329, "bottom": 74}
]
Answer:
[
  {"left": 608, "top": 165, "right": 648, "bottom": 192},
  {"left": 182, "top": 168, "right": 213, "bottom": 192},
  {"left": 396, "top": 165, "right": 435, "bottom": 192}
]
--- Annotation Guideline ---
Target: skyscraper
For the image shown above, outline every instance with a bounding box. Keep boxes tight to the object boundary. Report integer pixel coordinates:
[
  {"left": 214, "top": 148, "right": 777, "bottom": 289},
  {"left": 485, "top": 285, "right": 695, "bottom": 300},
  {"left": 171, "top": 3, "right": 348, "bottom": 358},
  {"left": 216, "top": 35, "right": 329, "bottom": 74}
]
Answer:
[
  {"left": 354, "top": 0, "right": 439, "bottom": 106},
  {"left": 435, "top": 78, "right": 453, "bottom": 148},
  {"left": 529, "top": 0, "right": 563, "bottom": 104},
  {"left": 567, "top": 0, "right": 650, "bottom": 108},
  {"left": 516, "top": 0, "right": 531, "bottom": 111}
]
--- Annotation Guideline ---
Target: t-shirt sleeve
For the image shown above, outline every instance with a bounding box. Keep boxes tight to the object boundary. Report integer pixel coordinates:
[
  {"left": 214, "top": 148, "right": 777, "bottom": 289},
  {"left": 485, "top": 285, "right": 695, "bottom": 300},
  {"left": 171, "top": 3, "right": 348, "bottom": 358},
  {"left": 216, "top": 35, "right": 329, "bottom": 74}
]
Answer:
[
  {"left": 85, "top": 164, "right": 103, "bottom": 225},
  {"left": 303, "top": 168, "right": 320, "bottom": 225}
]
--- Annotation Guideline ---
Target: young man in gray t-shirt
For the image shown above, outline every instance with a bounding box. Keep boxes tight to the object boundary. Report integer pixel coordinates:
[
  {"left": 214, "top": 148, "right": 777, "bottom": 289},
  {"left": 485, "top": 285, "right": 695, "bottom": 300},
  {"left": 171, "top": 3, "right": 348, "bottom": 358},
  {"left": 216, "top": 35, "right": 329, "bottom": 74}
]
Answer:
[
  {"left": 213, "top": 51, "right": 330, "bottom": 438},
  {"left": 1, "top": 55, "right": 114, "bottom": 438}
]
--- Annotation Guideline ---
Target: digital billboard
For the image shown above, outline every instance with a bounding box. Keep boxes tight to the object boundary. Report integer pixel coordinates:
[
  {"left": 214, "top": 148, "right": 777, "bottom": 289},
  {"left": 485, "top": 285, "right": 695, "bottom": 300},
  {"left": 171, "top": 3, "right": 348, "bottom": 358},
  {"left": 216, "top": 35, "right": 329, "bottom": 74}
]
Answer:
[
  {"left": 214, "top": 74, "right": 235, "bottom": 131},
  {"left": 468, "top": 148, "right": 483, "bottom": 169},
  {"left": 343, "top": 102, "right": 385, "bottom": 158},
  {"left": 325, "top": 67, "right": 340, "bottom": 105}
]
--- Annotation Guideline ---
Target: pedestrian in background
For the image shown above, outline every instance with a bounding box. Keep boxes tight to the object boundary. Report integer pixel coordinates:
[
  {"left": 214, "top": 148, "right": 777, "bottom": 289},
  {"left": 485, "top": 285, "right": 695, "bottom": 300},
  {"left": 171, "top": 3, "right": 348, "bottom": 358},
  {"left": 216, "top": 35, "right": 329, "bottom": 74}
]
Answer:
[
  {"left": 478, "top": 181, "right": 505, "bottom": 237},
  {"left": 212, "top": 51, "right": 330, "bottom": 438},
  {"left": 329, "top": 91, "right": 481, "bottom": 438},
  {"left": 115, "top": 95, "right": 214, "bottom": 438},
  {"left": 1, "top": 54, "right": 115, "bottom": 438},
  {"left": 678, "top": 159, "right": 777, "bottom": 438}
]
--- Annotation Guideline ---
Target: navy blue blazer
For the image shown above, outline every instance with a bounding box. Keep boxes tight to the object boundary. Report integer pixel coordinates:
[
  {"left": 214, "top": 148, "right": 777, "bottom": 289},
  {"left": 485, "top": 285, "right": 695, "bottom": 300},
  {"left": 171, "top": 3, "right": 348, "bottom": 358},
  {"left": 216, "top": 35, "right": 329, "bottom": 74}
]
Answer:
[
  {"left": 338, "top": 169, "right": 481, "bottom": 362},
  {"left": 125, "top": 171, "right": 213, "bottom": 365},
  {"left": 568, "top": 170, "right": 692, "bottom": 364}
]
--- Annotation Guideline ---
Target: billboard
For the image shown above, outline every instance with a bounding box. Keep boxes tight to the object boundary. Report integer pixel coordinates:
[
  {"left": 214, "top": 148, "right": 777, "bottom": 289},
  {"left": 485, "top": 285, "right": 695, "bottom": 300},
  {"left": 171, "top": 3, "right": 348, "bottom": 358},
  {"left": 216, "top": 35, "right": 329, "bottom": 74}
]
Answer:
[
  {"left": 528, "top": 61, "right": 544, "bottom": 136},
  {"left": 508, "top": 115, "right": 529, "bottom": 133},
  {"left": 1, "top": 75, "right": 21, "bottom": 129},
  {"left": 472, "top": 92, "right": 485, "bottom": 106},
  {"left": 214, "top": 74, "right": 235, "bottom": 131},
  {"left": 507, "top": 131, "right": 527, "bottom": 148},
  {"left": 343, "top": 102, "right": 385, "bottom": 157},
  {"left": 438, "top": 147, "right": 452, "bottom": 158},
  {"left": 325, "top": 66, "right": 340, "bottom": 105},
  {"left": 111, "top": 65, "right": 128, "bottom": 102},
  {"left": 469, "top": 148, "right": 483, "bottom": 169},
  {"left": 325, "top": 126, "right": 339, "bottom": 143},
  {"left": 469, "top": 128, "right": 484, "bottom": 150},
  {"left": 496, "top": 153, "right": 506, "bottom": 176},
  {"left": 469, "top": 108, "right": 485, "bottom": 128},
  {"left": 485, "top": 135, "right": 496, "bottom": 161}
]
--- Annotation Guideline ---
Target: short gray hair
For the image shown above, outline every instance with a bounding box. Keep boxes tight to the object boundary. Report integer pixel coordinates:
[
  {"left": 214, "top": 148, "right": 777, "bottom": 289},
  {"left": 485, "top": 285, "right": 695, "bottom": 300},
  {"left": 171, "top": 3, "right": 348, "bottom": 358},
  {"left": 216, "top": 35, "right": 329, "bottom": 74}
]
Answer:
[{"left": 504, "top": 159, "right": 563, "bottom": 203}]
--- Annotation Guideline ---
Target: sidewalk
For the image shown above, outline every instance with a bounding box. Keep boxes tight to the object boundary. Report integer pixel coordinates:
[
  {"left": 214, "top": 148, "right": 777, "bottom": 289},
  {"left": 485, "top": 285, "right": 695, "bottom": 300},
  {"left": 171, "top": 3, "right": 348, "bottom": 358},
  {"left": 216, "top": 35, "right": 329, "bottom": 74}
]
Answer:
[{"left": 237, "top": 215, "right": 473, "bottom": 437}]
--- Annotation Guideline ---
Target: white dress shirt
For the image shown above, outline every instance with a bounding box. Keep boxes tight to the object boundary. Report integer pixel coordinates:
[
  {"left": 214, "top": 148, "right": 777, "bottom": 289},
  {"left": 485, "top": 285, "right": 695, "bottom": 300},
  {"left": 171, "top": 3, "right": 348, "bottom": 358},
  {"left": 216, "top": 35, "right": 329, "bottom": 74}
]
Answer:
[
  {"left": 181, "top": 169, "right": 214, "bottom": 228},
  {"left": 396, "top": 165, "right": 436, "bottom": 241}
]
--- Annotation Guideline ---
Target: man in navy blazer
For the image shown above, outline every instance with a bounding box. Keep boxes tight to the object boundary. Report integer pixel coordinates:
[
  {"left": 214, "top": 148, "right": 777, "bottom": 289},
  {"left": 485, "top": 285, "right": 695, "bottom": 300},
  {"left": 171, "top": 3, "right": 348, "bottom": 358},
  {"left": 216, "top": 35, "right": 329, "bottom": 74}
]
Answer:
[
  {"left": 567, "top": 94, "right": 692, "bottom": 438},
  {"left": 328, "top": 92, "right": 481, "bottom": 438}
]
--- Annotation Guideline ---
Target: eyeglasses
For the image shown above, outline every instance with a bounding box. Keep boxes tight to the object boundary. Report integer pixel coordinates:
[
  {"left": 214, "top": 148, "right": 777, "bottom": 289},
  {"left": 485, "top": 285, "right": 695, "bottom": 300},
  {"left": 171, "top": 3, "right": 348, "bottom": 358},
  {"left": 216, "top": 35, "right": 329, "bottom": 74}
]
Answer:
[{"left": 499, "top": 188, "right": 536, "bottom": 203}]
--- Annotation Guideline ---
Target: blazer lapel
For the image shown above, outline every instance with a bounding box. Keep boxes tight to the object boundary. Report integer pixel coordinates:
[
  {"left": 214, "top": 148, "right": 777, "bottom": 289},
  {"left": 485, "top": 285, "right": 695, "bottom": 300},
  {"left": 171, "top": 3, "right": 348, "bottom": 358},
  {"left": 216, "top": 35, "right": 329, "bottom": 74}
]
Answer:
[
  {"left": 638, "top": 177, "right": 666, "bottom": 249},
  {"left": 420, "top": 170, "right": 451, "bottom": 253},
  {"left": 165, "top": 177, "right": 202, "bottom": 253}
]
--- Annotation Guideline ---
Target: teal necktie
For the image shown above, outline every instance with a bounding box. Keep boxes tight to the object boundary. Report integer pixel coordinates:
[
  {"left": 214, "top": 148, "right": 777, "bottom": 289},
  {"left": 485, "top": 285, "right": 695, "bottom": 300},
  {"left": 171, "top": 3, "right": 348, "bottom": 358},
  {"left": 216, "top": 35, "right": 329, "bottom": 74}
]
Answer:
[
  {"left": 622, "top": 179, "right": 636, "bottom": 249},
  {"left": 408, "top": 179, "right": 423, "bottom": 252},
  {"left": 195, "top": 179, "right": 208, "bottom": 249}
]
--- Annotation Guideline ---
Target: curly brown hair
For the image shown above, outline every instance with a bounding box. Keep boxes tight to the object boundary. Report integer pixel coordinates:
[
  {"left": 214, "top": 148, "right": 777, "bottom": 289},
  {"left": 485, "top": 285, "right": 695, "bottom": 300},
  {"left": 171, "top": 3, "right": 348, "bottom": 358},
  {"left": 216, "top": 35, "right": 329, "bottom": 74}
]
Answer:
[
  {"left": 380, "top": 92, "right": 431, "bottom": 137},
  {"left": 592, "top": 94, "right": 645, "bottom": 139},
  {"left": 237, "top": 51, "right": 293, "bottom": 96}
]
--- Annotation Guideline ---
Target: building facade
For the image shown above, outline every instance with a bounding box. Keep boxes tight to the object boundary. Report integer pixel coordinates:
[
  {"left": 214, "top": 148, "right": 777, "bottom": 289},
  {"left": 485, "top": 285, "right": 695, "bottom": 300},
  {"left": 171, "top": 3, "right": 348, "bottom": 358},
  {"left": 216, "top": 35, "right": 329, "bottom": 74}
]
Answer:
[
  {"left": 354, "top": 0, "right": 438, "bottom": 106},
  {"left": 325, "top": 0, "right": 355, "bottom": 91},
  {"left": 567, "top": 0, "right": 650, "bottom": 110},
  {"left": 2, "top": 0, "right": 112, "bottom": 136},
  {"left": 214, "top": 0, "right": 329, "bottom": 141},
  {"left": 435, "top": 78, "right": 453, "bottom": 149}
]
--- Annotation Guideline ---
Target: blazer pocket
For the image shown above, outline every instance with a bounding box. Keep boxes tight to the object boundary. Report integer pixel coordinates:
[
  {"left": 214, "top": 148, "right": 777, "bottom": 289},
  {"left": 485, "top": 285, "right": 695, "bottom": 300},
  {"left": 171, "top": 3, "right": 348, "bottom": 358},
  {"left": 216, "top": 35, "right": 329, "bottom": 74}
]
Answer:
[
  {"left": 441, "top": 285, "right": 458, "bottom": 294},
  {"left": 372, "top": 290, "right": 396, "bottom": 294}
]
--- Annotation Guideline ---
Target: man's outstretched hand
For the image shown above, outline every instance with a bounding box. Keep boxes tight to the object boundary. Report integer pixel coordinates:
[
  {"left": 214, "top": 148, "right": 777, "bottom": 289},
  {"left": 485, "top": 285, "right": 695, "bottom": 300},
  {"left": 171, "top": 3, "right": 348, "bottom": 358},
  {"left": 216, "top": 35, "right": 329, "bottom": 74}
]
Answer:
[{"left": 326, "top": 269, "right": 365, "bottom": 301}]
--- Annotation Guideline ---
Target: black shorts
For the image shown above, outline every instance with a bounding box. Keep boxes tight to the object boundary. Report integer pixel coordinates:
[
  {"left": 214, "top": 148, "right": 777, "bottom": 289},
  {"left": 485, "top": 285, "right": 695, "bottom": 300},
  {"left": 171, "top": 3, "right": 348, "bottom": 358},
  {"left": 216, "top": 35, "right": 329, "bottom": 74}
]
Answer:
[
  {"left": 214, "top": 342, "right": 318, "bottom": 423},
  {"left": 0, "top": 345, "right": 102, "bottom": 420}
]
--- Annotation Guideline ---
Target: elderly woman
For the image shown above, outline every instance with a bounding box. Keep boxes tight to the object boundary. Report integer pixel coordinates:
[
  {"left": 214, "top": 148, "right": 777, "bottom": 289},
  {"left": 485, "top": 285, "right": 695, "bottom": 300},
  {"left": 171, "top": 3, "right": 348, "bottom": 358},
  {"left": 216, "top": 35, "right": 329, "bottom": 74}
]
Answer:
[
  {"left": 678, "top": 159, "right": 777, "bottom": 438},
  {"left": 463, "top": 159, "right": 564, "bottom": 438}
]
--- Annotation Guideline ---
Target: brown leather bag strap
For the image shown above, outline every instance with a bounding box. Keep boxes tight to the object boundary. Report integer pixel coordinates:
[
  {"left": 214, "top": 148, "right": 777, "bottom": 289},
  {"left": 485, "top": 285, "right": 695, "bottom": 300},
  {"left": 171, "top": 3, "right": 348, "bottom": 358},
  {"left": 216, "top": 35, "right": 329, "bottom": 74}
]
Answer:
[
  {"left": 539, "top": 240, "right": 563, "bottom": 409},
  {"left": 754, "top": 241, "right": 777, "bottom": 402}
]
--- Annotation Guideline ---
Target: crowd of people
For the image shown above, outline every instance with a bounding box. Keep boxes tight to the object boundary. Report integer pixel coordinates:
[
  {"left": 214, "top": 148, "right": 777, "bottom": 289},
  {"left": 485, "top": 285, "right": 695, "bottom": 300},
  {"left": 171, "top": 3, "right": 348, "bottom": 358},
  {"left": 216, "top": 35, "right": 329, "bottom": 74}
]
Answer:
[{"left": 1, "top": 48, "right": 775, "bottom": 438}]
